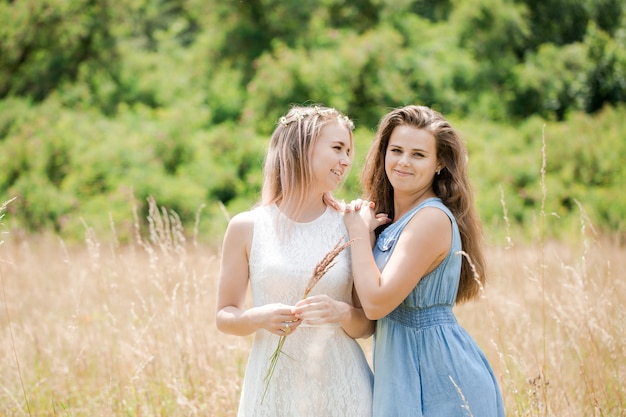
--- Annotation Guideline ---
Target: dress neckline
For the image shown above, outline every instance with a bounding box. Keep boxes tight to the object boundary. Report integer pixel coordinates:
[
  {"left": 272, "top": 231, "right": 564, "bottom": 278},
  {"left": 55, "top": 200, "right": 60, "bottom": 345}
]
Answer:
[
  {"left": 393, "top": 197, "right": 441, "bottom": 224},
  {"left": 270, "top": 204, "right": 331, "bottom": 225}
]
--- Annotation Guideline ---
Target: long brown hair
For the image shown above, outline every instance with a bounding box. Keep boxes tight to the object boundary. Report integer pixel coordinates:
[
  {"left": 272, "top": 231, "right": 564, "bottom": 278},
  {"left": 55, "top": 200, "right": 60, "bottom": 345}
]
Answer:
[
  {"left": 361, "top": 105, "right": 486, "bottom": 303},
  {"left": 261, "top": 105, "right": 354, "bottom": 219}
]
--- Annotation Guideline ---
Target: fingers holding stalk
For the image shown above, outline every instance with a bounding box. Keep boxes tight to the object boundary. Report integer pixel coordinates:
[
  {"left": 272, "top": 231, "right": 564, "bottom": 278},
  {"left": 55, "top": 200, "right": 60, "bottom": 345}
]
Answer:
[
  {"left": 252, "top": 303, "right": 301, "bottom": 335},
  {"left": 293, "top": 294, "right": 350, "bottom": 325}
]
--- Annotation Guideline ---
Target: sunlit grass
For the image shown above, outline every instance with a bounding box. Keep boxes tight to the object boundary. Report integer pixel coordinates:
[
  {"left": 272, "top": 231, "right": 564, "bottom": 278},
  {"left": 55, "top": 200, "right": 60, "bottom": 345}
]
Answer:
[{"left": 1, "top": 195, "right": 625, "bottom": 416}]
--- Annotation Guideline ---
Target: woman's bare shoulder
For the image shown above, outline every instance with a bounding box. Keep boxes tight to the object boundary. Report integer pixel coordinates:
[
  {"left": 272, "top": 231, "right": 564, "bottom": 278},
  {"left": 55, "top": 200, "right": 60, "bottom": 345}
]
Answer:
[{"left": 226, "top": 209, "right": 256, "bottom": 234}]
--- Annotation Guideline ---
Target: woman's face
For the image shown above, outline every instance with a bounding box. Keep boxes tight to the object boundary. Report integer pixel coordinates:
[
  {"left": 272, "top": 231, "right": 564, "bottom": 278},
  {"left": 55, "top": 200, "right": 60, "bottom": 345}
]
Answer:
[
  {"left": 384, "top": 125, "right": 441, "bottom": 196},
  {"left": 310, "top": 121, "right": 352, "bottom": 194}
]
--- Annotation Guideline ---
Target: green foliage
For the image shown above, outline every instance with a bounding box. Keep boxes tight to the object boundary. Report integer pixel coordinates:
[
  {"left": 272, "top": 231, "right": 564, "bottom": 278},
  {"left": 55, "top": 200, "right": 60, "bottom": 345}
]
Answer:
[
  {"left": 520, "top": 0, "right": 624, "bottom": 49},
  {"left": 585, "top": 23, "right": 626, "bottom": 112},
  {"left": 459, "top": 106, "right": 626, "bottom": 243},
  {"left": 0, "top": 0, "right": 119, "bottom": 100},
  {"left": 1, "top": 0, "right": 626, "bottom": 243},
  {"left": 510, "top": 42, "right": 591, "bottom": 120},
  {"left": 542, "top": 106, "right": 626, "bottom": 235}
]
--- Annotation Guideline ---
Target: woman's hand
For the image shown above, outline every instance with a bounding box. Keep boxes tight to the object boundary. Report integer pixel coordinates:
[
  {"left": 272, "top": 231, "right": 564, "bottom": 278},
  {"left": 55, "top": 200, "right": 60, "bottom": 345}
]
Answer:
[
  {"left": 292, "top": 295, "right": 349, "bottom": 325},
  {"left": 344, "top": 199, "right": 390, "bottom": 234},
  {"left": 250, "top": 303, "right": 302, "bottom": 336}
]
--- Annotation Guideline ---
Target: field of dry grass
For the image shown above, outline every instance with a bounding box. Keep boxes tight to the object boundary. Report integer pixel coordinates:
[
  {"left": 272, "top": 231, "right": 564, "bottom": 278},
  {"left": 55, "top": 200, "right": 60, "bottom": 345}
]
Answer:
[{"left": 1, "top": 199, "right": 625, "bottom": 416}]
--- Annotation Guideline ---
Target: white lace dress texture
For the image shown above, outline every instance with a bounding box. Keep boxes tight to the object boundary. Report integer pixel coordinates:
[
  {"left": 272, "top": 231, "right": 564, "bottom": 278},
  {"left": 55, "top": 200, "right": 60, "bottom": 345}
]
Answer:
[{"left": 237, "top": 204, "right": 373, "bottom": 417}]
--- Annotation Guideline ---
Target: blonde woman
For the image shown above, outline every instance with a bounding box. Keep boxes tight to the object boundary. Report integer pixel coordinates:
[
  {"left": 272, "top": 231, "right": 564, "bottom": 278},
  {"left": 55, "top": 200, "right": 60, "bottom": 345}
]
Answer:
[{"left": 216, "top": 105, "right": 373, "bottom": 416}]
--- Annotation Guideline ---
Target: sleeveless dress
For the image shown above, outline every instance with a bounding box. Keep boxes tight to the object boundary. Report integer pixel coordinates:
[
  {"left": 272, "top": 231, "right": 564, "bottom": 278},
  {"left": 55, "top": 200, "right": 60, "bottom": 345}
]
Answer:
[
  {"left": 237, "top": 204, "right": 374, "bottom": 417},
  {"left": 372, "top": 198, "right": 505, "bottom": 417}
]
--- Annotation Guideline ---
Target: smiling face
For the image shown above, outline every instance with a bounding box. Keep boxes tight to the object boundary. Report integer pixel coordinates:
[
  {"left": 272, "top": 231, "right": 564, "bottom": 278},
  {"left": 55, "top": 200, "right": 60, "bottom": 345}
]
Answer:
[
  {"left": 311, "top": 120, "right": 353, "bottom": 194},
  {"left": 385, "top": 125, "right": 441, "bottom": 198}
]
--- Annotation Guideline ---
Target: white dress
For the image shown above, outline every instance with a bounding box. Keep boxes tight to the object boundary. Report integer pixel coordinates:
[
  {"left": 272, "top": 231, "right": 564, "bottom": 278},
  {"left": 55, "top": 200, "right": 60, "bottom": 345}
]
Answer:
[{"left": 237, "top": 204, "right": 374, "bottom": 417}]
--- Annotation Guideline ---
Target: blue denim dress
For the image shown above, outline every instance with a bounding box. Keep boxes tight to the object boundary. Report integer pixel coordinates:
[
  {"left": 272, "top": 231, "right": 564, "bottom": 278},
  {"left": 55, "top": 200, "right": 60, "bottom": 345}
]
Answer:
[{"left": 372, "top": 198, "right": 505, "bottom": 416}]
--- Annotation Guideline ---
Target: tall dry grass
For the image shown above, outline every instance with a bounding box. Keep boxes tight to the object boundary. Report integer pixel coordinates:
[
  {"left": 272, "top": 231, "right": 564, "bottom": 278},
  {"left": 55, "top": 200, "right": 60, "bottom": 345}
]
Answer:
[
  {"left": 1, "top": 194, "right": 625, "bottom": 416},
  {"left": 0, "top": 197, "right": 249, "bottom": 416}
]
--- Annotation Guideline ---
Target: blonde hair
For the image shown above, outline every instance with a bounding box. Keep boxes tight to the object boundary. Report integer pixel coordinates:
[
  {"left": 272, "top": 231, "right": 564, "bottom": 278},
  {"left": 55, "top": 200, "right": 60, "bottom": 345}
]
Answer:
[
  {"left": 261, "top": 105, "right": 355, "bottom": 219},
  {"left": 362, "top": 105, "right": 486, "bottom": 303}
]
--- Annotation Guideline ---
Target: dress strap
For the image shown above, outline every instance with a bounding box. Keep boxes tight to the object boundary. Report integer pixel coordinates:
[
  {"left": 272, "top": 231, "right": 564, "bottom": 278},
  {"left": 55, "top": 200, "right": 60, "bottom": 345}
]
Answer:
[{"left": 387, "top": 305, "right": 457, "bottom": 329}]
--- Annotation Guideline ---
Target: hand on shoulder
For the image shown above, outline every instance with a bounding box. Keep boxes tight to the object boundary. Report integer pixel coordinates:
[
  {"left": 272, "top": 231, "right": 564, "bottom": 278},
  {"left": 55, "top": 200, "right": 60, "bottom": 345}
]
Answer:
[{"left": 343, "top": 199, "right": 390, "bottom": 232}]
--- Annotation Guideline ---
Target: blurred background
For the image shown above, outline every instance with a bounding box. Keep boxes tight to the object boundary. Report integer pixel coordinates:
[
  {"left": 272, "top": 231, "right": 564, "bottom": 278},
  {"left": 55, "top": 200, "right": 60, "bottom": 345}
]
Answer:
[
  {"left": 2, "top": 3, "right": 626, "bottom": 416},
  {"left": 1, "top": 0, "right": 625, "bottom": 246}
]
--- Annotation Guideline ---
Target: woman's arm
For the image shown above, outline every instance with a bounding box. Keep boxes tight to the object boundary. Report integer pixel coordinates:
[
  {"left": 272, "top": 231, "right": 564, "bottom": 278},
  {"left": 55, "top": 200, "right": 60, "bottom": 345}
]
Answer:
[
  {"left": 216, "top": 211, "right": 300, "bottom": 336},
  {"left": 347, "top": 286, "right": 376, "bottom": 338},
  {"left": 344, "top": 205, "right": 451, "bottom": 320}
]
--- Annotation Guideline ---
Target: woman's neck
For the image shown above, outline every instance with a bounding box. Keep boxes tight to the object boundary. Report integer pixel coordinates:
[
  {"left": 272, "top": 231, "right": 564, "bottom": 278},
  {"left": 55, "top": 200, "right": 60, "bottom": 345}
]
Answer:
[{"left": 393, "top": 190, "right": 436, "bottom": 220}]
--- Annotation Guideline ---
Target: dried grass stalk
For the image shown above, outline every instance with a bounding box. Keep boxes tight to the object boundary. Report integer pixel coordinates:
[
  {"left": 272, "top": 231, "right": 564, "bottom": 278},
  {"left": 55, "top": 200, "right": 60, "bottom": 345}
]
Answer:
[{"left": 261, "top": 235, "right": 356, "bottom": 403}]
